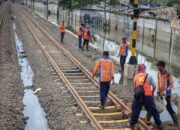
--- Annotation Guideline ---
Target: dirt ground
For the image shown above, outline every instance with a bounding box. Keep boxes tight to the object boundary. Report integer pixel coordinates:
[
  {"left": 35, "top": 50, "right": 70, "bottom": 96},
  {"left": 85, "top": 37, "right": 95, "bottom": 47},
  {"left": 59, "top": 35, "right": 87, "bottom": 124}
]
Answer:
[
  {"left": 0, "top": 2, "right": 25, "bottom": 130},
  {"left": 13, "top": 3, "right": 95, "bottom": 130}
]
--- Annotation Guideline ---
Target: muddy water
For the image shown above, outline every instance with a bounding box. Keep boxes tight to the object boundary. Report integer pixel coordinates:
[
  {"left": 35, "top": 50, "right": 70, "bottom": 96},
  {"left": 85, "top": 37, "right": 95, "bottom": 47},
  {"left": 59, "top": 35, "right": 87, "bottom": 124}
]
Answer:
[
  {"left": 32, "top": 3, "right": 180, "bottom": 122},
  {"left": 13, "top": 22, "right": 50, "bottom": 130}
]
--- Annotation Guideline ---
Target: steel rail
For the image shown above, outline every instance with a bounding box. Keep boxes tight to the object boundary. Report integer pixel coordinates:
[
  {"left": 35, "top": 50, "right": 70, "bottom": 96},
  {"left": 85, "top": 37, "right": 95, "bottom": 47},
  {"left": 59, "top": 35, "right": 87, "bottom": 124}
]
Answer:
[{"left": 18, "top": 10, "right": 104, "bottom": 130}]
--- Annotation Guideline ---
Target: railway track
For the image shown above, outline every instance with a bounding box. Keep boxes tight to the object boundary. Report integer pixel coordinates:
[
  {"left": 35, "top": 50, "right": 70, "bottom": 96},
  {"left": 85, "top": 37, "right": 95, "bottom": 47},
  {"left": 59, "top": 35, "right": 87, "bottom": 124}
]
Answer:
[{"left": 16, "top": 7, "right": 152, "bottom": 130}]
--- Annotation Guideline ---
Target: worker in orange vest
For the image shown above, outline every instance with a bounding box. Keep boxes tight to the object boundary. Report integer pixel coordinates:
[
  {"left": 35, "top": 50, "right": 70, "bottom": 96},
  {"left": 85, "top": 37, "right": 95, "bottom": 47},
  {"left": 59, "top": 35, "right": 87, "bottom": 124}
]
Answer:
[
  {"left": 156, "top": 61, "right": 178, "bottom": 125},
  {"left": 77, "top": 25, "right": 84, "bottom": 48},
  {"left": 59, "top": 20, "right": 65, "bottom": 44},
  {"left": 82, "top": 26, "right": 91, "bottom": 51},
  {"left": 93, "top": 51, "right": 114, "bottom": 109},
  {"left": 130, "top": 64, "right": 162, "bottom": 129},
  {"left": 118, "top": 37, "right": 129, "bottom": 73},
  {"left": 146, "top": 60, "right": 179, "bottom": 127}
]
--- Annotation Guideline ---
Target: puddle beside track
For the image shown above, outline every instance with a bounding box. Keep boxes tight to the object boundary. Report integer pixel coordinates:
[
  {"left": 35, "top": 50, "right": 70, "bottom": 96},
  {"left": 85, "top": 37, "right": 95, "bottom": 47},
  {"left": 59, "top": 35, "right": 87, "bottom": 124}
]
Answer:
[{"left": 13, "top": 22, "right": 50, "bottom": 130}]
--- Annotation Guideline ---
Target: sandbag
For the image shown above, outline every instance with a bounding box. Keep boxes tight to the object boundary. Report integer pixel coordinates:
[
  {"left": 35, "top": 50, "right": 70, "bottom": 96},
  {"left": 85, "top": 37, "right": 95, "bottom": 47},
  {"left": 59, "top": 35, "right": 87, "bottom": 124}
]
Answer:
[{"left": 154, "top": 96, "right": 167, "bottom": 113}]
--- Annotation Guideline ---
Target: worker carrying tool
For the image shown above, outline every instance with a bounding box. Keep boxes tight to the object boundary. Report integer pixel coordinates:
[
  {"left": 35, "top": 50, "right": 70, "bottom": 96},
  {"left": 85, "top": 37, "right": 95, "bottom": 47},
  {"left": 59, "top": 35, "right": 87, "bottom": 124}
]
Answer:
[
  {"left": 77, "top": 25, "right": 84, "bottom": 48},
  {"left": 150, "top": 61, "right": 178, "bottom": 126},
  {"left": 59, "top": 20, "right": 65, "bottom": 44},
  {"left": 118, "top": 37, "right": 129, "bottom": 73},
  {"left": 93, "top": 51, "right": 114, "bottom": 109},
  {"left": 82, "top": 25, "right": 91, "bottom": 51},
  {"left": 130, "top": 64, "right": 162, "bottom": 130}
]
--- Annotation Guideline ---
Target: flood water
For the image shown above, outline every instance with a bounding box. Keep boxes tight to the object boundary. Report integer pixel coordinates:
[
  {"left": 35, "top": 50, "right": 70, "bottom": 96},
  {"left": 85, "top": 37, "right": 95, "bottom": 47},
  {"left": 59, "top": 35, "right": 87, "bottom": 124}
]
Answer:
[
  {"left": 13, "top": 22, "right": 50, "bottom": 130},
  {"left": 30, "top": 2, "right": 180, "bottom": 122}
]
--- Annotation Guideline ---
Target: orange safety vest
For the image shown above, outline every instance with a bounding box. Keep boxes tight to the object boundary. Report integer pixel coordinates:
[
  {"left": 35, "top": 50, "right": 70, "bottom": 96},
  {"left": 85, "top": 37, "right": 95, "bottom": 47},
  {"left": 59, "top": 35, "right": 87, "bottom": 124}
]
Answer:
[
  {"left": 77, "top": 27, "right": 83, "bottom": 36},
  {"left": 93, "top": 58, "right": 114, "bottom": 82},
  {"left": 119, "top": 43, "right": 128, "bottom": 56},
  {"left": 157, "top": 71, "right": 173, "bottom": 95},
  {"left": 134, "top": 72, "right": 153, "bottom": 96},
  {"left": 59, "top": 23, "right": 65, "bottom": 33},
  {"left": 83, "top": 28, "right": 90, "bottom": 40}
]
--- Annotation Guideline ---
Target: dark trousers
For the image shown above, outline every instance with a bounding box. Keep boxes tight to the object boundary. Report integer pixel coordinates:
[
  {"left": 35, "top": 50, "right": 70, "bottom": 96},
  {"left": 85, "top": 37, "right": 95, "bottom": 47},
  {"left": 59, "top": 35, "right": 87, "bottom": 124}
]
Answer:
[
  {"left": 60, "top": 32, "right": 65, "bottom": 43},
  {"left": 78, "top": 36, "right": 82, "bottom": 48},
  {"left": 166, "top": 96, "right": 175, "bottom": 115},
  {"left": 130, "top": 96, "right": 161, "bottom": 127},
  {"left": 100, "top": 82, "right": 110, "bottom": 106},
  {"left": 82, "top": 39, "right": 89, "bottom": 51},
  {"left": 120, "top": 55, "right": 127, "bottom": 71}
]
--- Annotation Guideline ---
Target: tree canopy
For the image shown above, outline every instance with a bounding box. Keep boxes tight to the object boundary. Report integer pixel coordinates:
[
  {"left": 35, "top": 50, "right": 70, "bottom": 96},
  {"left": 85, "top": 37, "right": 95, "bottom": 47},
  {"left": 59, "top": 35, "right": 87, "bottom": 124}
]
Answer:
[
  {"left": 143, "top": 0, "right": 180, "bottom": 6},
  {"left": 57, "top": 0, "right": 180, "bottom": 10},
  {"left": 57, "top": 0, "right": 120, "bottom": 10}
]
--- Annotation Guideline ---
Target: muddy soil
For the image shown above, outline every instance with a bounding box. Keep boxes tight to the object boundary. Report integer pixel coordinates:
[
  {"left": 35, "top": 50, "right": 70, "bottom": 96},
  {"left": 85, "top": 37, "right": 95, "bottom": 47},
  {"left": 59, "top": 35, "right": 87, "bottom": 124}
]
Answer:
[
  {"left": 13, "top": 4, "right": 95, "bottom": 130},
  {"left": 0, "top": 2, "right": 25, "bottom": 130}
]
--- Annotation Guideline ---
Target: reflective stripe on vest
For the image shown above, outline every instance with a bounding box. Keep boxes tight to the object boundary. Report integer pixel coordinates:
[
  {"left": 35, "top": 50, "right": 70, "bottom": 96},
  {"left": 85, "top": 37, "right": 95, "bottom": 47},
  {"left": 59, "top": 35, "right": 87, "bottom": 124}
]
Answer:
[{"left": 134, "top": 72, "right": 153, "bottom": 96}]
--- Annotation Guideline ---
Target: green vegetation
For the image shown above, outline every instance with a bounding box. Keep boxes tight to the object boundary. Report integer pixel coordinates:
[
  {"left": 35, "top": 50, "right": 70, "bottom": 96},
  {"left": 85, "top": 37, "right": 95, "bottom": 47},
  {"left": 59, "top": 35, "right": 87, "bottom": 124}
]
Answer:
[
  {"left": 57, "top": 0, "right": 120, "bottom": 10},
  {"left": 57, "top": 0, "right": 180, "bottom": 10},
  {"left": 144, "top": 0, "right": 180, "bottom": 6}
]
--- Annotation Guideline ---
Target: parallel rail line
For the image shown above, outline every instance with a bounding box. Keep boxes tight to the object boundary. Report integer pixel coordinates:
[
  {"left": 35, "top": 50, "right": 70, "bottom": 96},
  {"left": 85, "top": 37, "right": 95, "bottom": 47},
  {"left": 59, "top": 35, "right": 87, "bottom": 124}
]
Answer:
[{"left": 17, "top": 7, "right": 152, "bottom": 130}]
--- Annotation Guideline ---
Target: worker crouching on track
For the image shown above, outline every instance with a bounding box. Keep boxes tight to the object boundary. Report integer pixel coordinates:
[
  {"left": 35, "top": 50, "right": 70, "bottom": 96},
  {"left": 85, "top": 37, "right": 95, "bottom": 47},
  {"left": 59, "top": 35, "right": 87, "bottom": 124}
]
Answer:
[
  {"left": 130, "top": 64, "right": 162, "bottom": 130},
  {"left": 156, "top": 60, "right": 178, "bottom": 126},
  {"left": 118, "top": 37, "right": 129, "bottom": 73},
  {"left": 82, "top": 26, "right": 91, "bottom": 51},
  {"left": 77, "top": 25, "right": 84, "bottom": 48},
  {"left": 93, "top": 51, "right": 115, "bottom": 109},
  {"left": 59, "top": 20, "right": 65, "bottom": 44}
]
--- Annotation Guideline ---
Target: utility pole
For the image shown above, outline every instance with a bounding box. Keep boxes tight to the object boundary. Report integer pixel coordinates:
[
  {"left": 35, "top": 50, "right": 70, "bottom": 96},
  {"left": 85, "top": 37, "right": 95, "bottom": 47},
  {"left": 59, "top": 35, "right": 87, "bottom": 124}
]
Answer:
[
  {"left": 129, "top": 0, "right": 139, "bottom": 65},
  {"left": 46, "top": 0, "right": 48, "bottom": 19}
]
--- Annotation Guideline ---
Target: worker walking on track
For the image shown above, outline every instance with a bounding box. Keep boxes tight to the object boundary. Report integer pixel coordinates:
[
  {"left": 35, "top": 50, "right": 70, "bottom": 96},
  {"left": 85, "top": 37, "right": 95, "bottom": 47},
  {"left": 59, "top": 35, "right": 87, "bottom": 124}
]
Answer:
[
  {"left": 93, "top": 51, "right": 114, "bottom": 109},
  {"left": 130, "top": 64, "right": 162, "bottom": 130},
  {"left": 82, "top": 26, "right": 91, "bottom": 51},
  {"left": 59, "top": 20, "right": 65, "bottom": 44},
  {"left": 156, "top": 60, "right": 179, "bottom": 126},
  {"left": 118, "top": 37, "right": 129, "bottom": 73},
  {"left": 77, "top": 25, "right": 84, "bottom": 48}
]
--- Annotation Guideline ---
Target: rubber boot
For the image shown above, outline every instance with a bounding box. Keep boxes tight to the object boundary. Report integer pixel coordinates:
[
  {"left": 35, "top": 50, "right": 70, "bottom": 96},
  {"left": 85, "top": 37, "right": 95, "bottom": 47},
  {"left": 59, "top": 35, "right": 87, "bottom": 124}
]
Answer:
[
  {"left": 157, "top": 125, "right": 164, "bottom": 130},
  {"left": 146, "top": 111, "right": 152, "bottom": 122},
  {"left": 171, "top": 113, "right": 179, "bottom": 126},
  {"left": 146, "top": 111, "right": 152, "bottom": 125}
]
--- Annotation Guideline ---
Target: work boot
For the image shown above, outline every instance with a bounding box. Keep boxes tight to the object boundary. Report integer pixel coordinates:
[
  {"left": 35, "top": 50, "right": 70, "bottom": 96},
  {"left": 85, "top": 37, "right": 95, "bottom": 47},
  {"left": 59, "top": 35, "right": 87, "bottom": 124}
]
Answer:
[
  {"left": 171, "top": 113, "right": 179, "bottom": 126},
  {"left": 146, "top": 111, "right": 152, "bottom": 122},
  {"left": 99, "top": 105, "right": 105, "bottom": 110},
  {"left": 157, "top": 125, "right": 164, "bottom": 130},
  {"left": 129, "top": 125, "right": 135, "bottom": 130},
  {"left": 86, "top": 45, "right": 89, "bottom": 51}
]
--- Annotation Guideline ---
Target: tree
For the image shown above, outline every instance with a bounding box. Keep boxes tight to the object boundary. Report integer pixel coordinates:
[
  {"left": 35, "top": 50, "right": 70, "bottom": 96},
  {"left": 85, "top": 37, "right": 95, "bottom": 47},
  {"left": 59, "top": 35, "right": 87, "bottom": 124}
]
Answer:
[
  {"left": 166, "top": 0, "right": 180, "bottom": 7},
  {"left": 109, "top": 0, "right": 119, "bottom": 5}
]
